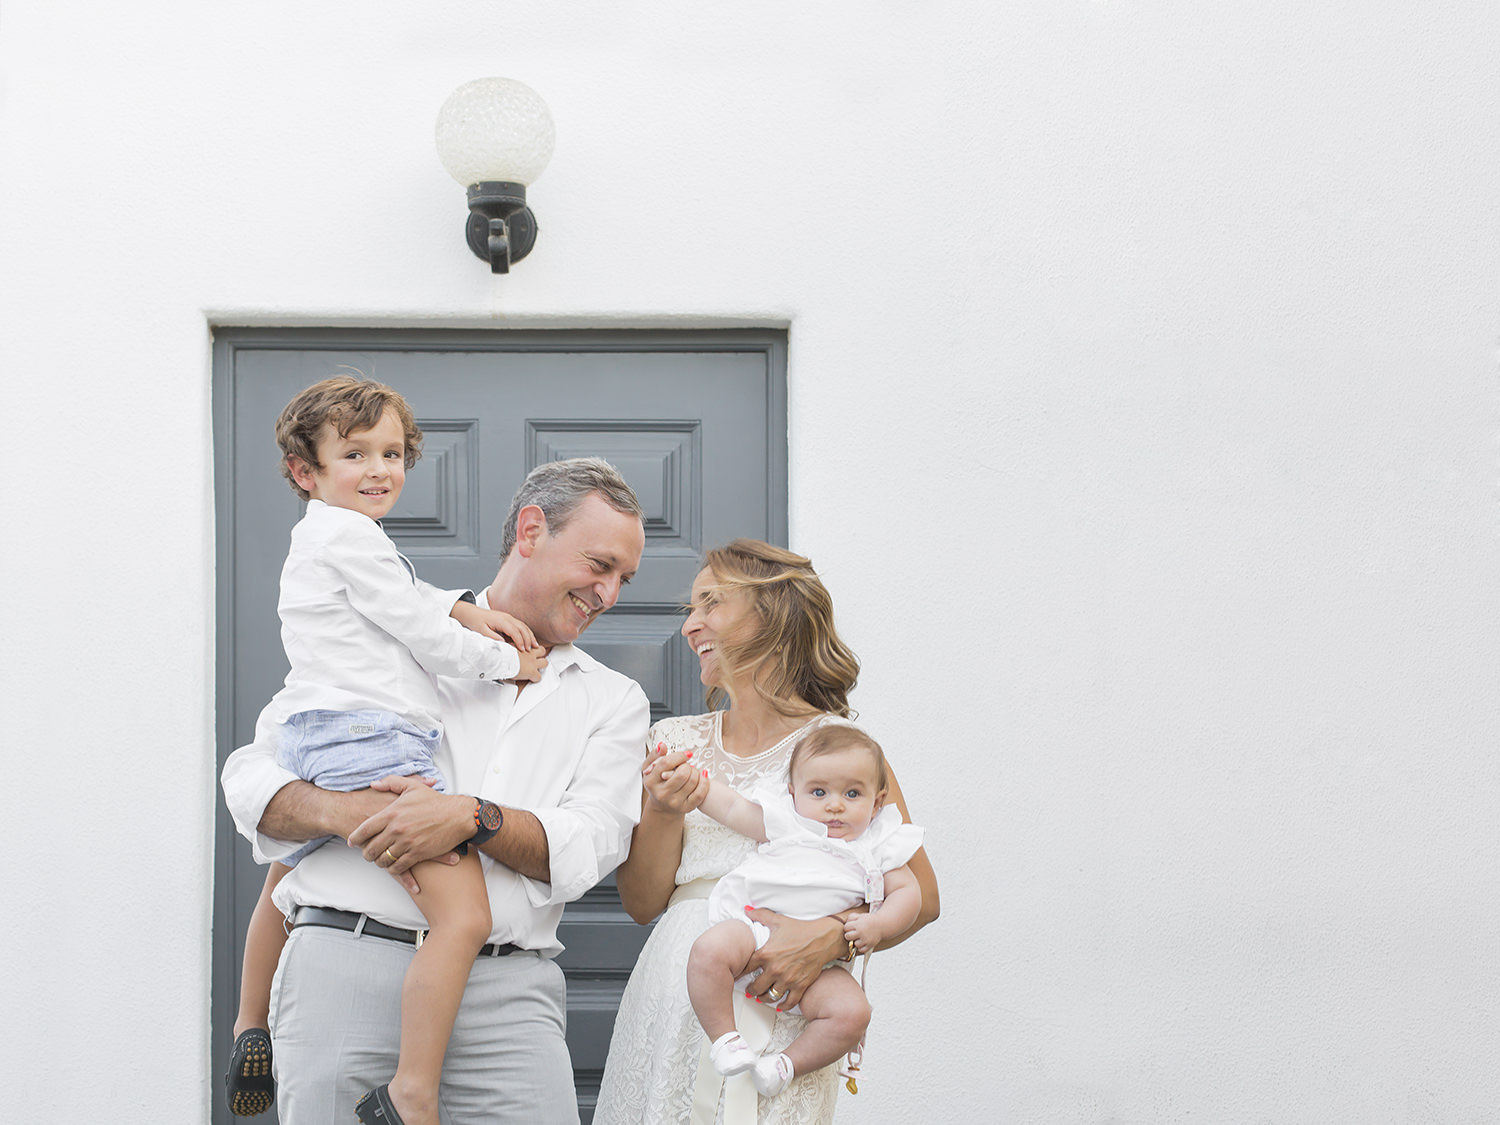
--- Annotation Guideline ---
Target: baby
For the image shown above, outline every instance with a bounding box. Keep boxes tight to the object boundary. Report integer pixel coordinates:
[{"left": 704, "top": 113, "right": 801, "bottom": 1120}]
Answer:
[{"left": 686, "top": 722, "right": 925, "bottom": 1096}]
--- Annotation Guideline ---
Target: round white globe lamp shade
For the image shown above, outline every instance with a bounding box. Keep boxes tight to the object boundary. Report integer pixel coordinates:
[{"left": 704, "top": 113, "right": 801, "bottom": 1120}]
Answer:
[{"left": 435, "top": 77, "right": 556, "bottom": 188}]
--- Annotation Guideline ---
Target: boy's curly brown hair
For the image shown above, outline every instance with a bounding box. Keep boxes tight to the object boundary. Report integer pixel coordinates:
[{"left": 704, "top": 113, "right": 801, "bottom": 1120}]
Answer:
[{"left": 274, "top": 374, "right": 423, "bottom": 500}]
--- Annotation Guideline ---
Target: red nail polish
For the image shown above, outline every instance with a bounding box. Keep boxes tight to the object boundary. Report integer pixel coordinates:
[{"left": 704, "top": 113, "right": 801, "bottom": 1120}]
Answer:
[{"left": 685, "top": 751, "right": 693, "bottom": 759}]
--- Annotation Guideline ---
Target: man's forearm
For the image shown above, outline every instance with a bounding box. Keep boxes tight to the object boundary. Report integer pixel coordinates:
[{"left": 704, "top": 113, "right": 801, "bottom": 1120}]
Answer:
[
  {"left": 259, "top": 780, "right": 393, "bottom": 842},
  {"left": 478, "top": 806, "right": 550, "bottom": 883}
]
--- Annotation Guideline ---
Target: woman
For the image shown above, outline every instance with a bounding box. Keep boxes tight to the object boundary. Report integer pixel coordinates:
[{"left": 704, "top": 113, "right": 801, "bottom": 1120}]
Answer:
[{"left": 595, "top": 540, "right": 940, "bottom": 1124}]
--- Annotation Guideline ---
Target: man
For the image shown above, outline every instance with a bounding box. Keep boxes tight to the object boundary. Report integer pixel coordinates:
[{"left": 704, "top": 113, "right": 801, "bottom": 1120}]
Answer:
[{"left": 221, "top": 457, "right": 649, "bottom": 1123}]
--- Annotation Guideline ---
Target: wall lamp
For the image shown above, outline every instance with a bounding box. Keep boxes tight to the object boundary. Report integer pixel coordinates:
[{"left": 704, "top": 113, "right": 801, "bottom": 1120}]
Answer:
[{"left": 435, "top": 77, "right": 555, "bottom": 274}]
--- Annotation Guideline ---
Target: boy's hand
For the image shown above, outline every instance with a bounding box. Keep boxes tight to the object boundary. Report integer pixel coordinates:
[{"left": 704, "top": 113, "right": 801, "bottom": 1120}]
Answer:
[
  {"left": 843, "top": 911, "right": 883, "bottom": 955},
  {"left": 510, "top": 646, "right": 548, "bottom": 683},
  {"left": 450, "top": 601, "right": 539, "bottom": 652}
]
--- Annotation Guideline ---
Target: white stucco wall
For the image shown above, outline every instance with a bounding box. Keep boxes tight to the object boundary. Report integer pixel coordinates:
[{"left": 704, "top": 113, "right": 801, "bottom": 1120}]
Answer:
[{"left": 3, "top": 2, "right": 1497, "bottom": 1121}]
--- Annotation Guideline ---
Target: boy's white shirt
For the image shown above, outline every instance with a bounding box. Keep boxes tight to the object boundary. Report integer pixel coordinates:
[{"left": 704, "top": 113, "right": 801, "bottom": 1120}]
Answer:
[{"left": 268, "top": 499, "right": 520, "bottom": 733}]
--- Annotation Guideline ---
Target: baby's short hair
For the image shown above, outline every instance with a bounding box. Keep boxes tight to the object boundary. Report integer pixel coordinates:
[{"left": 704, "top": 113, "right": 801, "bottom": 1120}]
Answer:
[
  {"left": 275, "top": 374, "right": 423, "bottom": 499},
  {"left": 788, "top": 722, "right": 889, "bottom": 792}
]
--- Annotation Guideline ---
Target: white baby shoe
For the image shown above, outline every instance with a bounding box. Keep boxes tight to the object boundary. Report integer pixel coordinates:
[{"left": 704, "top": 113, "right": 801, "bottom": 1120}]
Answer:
[
  {"left": 752, "top": 1052, "right": 795, "bottom": 1096},
  {"left": 708, "top": 1032, "right": 758, "bottom": 1077}
]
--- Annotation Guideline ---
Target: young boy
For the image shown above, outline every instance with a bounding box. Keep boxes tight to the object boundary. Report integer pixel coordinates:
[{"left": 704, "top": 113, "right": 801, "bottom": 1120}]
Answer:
[
  {"left": 223, "top": 375, "right": 545, "bottom": 1125},
  {"left": 687, "top": 723, "right": 925, "bottom": 1097}
]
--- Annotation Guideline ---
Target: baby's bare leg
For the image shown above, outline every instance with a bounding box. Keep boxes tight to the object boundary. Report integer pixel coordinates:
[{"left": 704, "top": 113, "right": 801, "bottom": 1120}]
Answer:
[
  {"left": 234, "top": 862, "right": 292, "bottom": 1036},
  {"left": 781, "top": 968, "right": 872, "bottom": 1076},
  {"left": 687, "top": 920, "right": 758, "bottom": 1042},
  {"left": 387, "top": 851, "right": 491, "bottom": 1125}
]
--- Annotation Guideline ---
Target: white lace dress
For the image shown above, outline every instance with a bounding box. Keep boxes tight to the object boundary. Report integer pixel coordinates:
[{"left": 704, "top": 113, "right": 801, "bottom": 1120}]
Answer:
[{"left": 594, "top": 711, "right": 842, "bottom": 1124}]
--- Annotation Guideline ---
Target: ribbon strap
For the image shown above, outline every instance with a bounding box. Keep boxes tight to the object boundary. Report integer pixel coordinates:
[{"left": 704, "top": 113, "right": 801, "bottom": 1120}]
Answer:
[
  {"left": 690, "top": 989, "right": 776, "bottom": 1125},
  {"left": 675, "top": 877, "right": 773, "bottom": 1124},
  {"left": 668, "top": 876, "right": 719, "bottom": 908}
]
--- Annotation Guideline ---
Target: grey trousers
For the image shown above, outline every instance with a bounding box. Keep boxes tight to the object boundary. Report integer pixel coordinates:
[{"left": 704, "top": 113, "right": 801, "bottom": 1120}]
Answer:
[{"left": 269, "top": 922, "right": 580, "bottom": 1124}]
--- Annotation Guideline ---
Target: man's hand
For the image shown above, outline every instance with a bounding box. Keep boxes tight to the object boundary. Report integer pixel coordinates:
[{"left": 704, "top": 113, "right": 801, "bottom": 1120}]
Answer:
[{"left": 347, "top": 775, "right": 468, "bottom": 892}]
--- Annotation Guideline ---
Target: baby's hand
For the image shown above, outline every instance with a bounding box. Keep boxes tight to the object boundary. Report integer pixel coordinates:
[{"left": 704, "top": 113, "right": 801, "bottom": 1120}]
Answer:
[
  {"left": 511, "top": 646, "right": 548, "bottom": 683},
  {"left": 843, "top": 912, "right": 882, "bottom": 955}
]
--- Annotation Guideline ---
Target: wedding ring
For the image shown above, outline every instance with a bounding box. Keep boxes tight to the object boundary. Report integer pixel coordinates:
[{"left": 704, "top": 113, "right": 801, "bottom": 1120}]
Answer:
[
  {"left": 765, "top": 987, "right": 786, "bottom": 1002},
  {"left": 384, "top": 848, "right": 399, "bottom": 862}
]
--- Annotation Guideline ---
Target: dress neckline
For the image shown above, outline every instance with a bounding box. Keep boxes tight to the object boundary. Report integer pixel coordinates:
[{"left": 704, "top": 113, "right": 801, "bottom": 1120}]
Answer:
[{"left": 712, "top": 710, "right": 824, "bottom": 763}]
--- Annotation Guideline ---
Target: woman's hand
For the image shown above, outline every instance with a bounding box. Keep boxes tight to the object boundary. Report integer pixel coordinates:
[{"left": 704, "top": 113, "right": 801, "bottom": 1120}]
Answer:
[
  {"left": 641, "top": 742, "right": 709, "bottom": 816},
  {"left": 741, "top": 909, "right": 847, "bottom": 1011},
  {"left": 616, "top": 741, "right": 700, "bottom": 924}
]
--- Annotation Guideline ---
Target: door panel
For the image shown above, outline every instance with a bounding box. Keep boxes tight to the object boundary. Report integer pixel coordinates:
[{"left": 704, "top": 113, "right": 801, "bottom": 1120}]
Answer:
[{"left": 211, "top": 328, "right": 787, "bottom": 1125}]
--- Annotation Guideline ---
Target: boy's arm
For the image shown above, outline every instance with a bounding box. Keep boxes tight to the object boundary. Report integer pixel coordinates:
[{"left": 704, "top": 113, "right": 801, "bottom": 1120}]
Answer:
[
  {"left": 698, "top": 777, "right": 768, "bottom": 843},
  {"left": 448, "top": 600, "right": 545, "bottom": 678},
  {"left": 327, "top": 519, "right": 521, "bottom": 681},
  {"left": 843, "top": 864, "right": 922, "bottom": 952},
  {"left": 416, "top": 577, "right": 475, "bottom": 614}
]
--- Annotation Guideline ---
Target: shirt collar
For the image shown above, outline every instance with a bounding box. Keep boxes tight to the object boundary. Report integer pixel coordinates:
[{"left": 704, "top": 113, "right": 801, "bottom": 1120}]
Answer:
[{"left": 305, "top": 497, "right": 382, "bottom": 529}]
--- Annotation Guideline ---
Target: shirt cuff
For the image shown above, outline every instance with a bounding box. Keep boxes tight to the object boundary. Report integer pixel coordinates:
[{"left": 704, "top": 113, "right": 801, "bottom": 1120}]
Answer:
[
  {"left": 485, "top": 643, "right": 522, "bottom": 682},
  {"left": 221, "top": 755, "right": 310, "bottom": 864},
  {"left": 522, "top": 805, "right": 613, "bottom": 906}
]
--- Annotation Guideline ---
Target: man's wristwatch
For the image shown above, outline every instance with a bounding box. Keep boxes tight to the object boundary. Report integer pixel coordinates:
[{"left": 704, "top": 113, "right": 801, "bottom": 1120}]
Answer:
[{"left": 468, "top": 798, "right": 504, "bottom": 849}]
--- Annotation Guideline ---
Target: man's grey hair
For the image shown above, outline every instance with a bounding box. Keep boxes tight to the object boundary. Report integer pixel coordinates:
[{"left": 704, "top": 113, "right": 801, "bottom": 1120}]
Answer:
[{"left": 499, "top": 457, "right": 645, "bottom": 562}]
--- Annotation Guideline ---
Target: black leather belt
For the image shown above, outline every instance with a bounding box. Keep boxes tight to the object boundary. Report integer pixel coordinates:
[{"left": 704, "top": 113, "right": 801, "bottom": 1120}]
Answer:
[{"left": 291, "top": 906, "right": 523, "bottom": 958}]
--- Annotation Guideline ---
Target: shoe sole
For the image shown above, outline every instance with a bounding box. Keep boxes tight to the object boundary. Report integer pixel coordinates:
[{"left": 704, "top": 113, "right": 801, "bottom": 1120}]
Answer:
[{"left": 226, "top": 1030, "right": 275, "bottom": 1117}]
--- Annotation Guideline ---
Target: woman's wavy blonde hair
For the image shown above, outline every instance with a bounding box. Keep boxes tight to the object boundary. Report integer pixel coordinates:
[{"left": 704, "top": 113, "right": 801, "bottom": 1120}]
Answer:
[{"left": 699, "top": 539, "right": 860, "bottom": 719}]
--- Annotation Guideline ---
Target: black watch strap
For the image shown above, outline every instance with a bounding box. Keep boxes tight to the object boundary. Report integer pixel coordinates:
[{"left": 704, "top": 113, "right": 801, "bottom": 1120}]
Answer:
[{"left": 468, "top": 798, "right": 504, "bottom": 849}]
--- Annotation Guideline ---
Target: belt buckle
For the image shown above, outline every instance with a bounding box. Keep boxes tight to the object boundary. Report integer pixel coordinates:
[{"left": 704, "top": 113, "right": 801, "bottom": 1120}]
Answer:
[{"left": 414, "top": 928, "right": 427, "bottom": 949}]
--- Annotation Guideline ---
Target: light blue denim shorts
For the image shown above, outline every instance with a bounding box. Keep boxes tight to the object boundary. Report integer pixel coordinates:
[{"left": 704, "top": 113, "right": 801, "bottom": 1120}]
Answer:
[{"left": 275, "top": 708, "right": 445, "bottom": 866}]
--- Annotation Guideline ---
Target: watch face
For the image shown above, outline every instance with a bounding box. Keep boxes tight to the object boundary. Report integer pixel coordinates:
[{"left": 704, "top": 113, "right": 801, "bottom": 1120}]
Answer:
[{"left": 477, "top": 801, "right": 503, "bottom": 832}]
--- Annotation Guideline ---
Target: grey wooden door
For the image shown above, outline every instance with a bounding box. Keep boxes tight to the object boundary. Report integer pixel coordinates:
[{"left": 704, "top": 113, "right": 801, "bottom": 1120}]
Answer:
[{"left": 212, "top": 328, "right": 787, "bottom": 1124}]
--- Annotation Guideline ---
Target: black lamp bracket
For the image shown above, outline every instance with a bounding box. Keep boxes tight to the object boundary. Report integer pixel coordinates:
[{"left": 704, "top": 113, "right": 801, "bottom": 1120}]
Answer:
[{"left": 464, "top": 181, "right": 538, "bottom": 273}]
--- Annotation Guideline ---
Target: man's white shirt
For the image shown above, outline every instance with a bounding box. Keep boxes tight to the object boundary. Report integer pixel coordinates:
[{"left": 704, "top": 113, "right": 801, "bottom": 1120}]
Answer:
[{"left": 221, "top": 586, "right": 649, "bottom": 956}]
